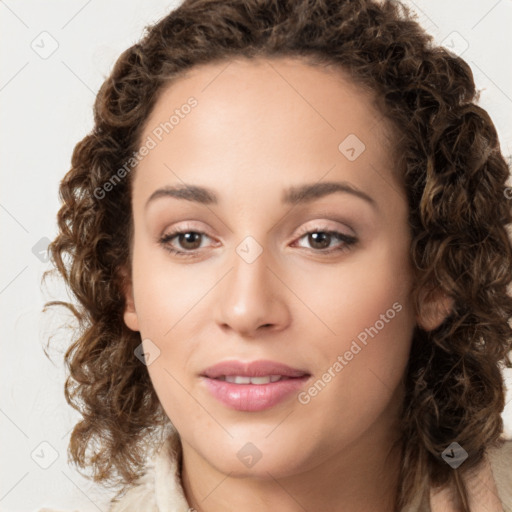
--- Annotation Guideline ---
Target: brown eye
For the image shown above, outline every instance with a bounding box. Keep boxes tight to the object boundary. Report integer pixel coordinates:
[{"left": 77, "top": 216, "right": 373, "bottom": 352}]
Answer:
[
  {"left": 175, "top": 232, "right": 203, "bottom": 250},
  {"left": 159, "top": 230, "right": 211, "bottom": 257},
  {"left": 295, "top": 229, "right": 357, "bottom": 254},
  {"left": 307, "top": 232, "right": 332, "bottom": 250}
]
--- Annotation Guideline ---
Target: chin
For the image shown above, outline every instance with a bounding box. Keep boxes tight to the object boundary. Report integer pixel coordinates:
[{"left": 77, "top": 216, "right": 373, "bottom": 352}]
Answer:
[{"left": 193, "top": 430, "right": 318, "bottom": 479}]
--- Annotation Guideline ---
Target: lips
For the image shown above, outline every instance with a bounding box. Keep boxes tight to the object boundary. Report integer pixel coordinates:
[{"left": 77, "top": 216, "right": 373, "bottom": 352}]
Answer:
[
  {"left": 219, "top": 375, "right": 284, "bottom": 384},
  {"left": 200, "top": 359, "right": 310, "bottom": 412},
  {"left": 201, "top": 360, "right": 309, "bottom": 379}
]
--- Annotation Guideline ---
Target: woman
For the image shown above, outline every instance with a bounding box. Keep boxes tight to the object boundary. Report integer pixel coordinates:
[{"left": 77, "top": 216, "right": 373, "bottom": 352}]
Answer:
[{"left": 43, "top": 0, "right": 512, "bottom": 510}]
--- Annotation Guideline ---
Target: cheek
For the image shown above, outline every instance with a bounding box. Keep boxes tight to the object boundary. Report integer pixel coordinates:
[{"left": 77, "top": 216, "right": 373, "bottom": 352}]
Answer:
[
  {"left": 130, "top": 239, "right": 210, "bottom": 336},
  {"left": 130, "top": 242, "right": 209, "bottom": 424},
  {"left": 145, "top": 356, "right": 199, "bottom": 421},
  {"left": 293, "top": 238, "right": 415, "bottom": 404},
  {"left": 293, "top": 237, "right": 414, "bottom": 350}
]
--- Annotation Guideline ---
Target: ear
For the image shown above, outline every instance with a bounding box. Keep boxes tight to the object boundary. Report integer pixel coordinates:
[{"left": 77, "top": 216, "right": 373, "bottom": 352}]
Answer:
[
  {"left": 120, "top": 267, "right": 139, "bottom": 332},
  {"left": 416, "top": 287, "right": 454, "bottom": 331}
]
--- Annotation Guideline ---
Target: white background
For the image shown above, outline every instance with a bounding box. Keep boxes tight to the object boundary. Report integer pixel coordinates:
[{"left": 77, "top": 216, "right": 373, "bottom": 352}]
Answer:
[{"left": 1, "top": 1, "right": 511, "bottom": 511}]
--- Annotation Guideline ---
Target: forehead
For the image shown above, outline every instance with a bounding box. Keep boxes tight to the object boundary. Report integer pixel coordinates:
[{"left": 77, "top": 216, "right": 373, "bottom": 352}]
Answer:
[
  {"left": 143, "top": 55, "right": 388, "bottom": 140},
  {"left": 134, "top": 56, "right": 399, "bottom": 204}
]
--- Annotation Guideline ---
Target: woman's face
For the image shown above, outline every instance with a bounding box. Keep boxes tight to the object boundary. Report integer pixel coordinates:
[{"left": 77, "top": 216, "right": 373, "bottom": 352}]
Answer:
[{"left": 124, "top": 56, "right": 419, "bottom": 479}]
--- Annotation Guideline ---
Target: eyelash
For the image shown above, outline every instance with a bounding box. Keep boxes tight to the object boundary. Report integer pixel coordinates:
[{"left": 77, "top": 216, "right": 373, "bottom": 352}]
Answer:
[{"left": 159, "top": 225, "right": 358, "bottom": 258}]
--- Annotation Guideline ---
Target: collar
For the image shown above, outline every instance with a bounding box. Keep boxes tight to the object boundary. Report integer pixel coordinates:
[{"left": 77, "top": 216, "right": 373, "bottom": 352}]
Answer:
[
  {"left": 148, "top": 430, "right": 508, "bottom": 512},
  {"left": 153, "top": 430, "right": 189, "bottom": 512}
]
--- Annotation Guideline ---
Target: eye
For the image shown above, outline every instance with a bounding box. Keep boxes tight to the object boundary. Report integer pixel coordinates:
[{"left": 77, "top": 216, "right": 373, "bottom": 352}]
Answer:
[
  {"left": 159, "top": 229, "right": 212, "bottom": 258},
  {"left": 159, "top": 224, "right": 358, "bottom": 258},
  {"left": 293, "top": 226, "right": 357, "bottom": 254}
]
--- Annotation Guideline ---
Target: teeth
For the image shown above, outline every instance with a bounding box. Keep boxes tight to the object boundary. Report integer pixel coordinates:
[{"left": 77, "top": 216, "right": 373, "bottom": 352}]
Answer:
[
  {"left": 225, "top": 376, "right": 251, "bottom": 384},
  {"left": 221, "top": 375, "right": 285, "bottom": 384}
]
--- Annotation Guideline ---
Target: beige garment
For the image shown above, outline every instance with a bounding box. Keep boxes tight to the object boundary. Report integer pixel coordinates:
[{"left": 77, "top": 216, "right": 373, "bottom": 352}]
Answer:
[
  {"left": 429, "top": 438, "right": 512, "bottom": 512},
  {"left": 39, "top": 432, "right": 512, "bottom": 512}
]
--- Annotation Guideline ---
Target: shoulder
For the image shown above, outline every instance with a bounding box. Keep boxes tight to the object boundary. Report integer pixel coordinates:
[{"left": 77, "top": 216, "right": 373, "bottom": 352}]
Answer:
[
  {"left": 35, "top": 470, "right": 159, "bottom": 512},
  {"left": 37, "top": 510, "right": 81, "bottom": 512},
  {"left": 487, "top": 436, "right": 512, "bottom": 509},
  {"left": 410, "top": 435, "right": 512, "bottom": 512},
  {"left": 108, "top": 430, "right": 189, "bottom": 512},
  {"left": 37, "top": 432, "right": 188, "bottom": 512},
  {"left": 108, "top": 468, "right": 159, "bottom": 512},
  {"left": 35, "top": 464, "right": 160, "bottom": 512}
]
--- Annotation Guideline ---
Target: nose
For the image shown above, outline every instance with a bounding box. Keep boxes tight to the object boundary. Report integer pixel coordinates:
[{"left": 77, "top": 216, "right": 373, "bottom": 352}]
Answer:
[{"left": 213, "top": 242, "right": 291, "bottom": 338}]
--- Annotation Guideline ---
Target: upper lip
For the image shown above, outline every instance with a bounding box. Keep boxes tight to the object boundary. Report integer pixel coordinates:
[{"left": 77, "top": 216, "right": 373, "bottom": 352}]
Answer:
[{"left": 201, "top": 359, "right": 310, "bottom": 379}]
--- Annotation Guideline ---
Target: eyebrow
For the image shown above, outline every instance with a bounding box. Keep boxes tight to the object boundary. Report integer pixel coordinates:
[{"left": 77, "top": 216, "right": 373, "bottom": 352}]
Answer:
[{"left": 145, "top": 181, "right": 376, "bottom": 209}]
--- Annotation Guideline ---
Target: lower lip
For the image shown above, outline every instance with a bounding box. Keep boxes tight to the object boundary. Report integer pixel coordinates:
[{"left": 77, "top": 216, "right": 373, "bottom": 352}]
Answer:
[{"left": 202, "top": 376, "right": 309, "bottom": 412}]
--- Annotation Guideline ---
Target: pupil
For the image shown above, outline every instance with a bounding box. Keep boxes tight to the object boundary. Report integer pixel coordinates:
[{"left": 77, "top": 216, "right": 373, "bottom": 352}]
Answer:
[
  {"left": 180, "top": 232, "right": 201, "bottom": 249},
  {"left": 310, "top": 232, "right": 330, "bottom": 249}
]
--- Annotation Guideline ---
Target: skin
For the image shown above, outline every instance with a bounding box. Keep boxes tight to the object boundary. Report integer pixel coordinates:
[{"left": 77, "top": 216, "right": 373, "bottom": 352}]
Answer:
[{"left": 123, "top": 56, "right": 450, "bottom": 512}]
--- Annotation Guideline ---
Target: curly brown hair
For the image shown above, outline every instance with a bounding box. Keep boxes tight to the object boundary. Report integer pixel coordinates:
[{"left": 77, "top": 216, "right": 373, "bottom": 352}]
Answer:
[{"left": 44, "top": 0, "right": 512, "bottom": 509}]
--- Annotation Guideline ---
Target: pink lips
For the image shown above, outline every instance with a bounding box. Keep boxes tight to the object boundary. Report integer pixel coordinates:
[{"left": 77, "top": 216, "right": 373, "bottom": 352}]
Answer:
[{"left": 201, "top": 360, "right": 310, "bottom": 412}]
